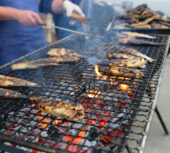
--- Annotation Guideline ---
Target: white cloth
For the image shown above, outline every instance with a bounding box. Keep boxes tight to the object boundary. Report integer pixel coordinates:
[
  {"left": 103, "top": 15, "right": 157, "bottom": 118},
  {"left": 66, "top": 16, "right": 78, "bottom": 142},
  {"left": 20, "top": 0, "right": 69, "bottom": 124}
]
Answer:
[{"left": 63, "top": 0, "right": 85, "bottom": 17}]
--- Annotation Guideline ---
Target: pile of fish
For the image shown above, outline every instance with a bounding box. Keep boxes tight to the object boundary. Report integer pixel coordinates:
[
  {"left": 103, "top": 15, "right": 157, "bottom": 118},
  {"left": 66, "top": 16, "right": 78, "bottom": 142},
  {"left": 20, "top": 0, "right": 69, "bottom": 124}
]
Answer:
[
  {"left": 0, "top": 49, "right": 85, "bottom": 122},
  {"left": 114, "top": 4, "right": 170, "bottom": 29},
  {"left": 0, "top": 74, "right": 85, "bottom": 121},
  {"left": 12, "top": 48, "right": 83, "bottom": 70},
  {"left": 97, "top": 32, "right": 155, "bottom": 79}
]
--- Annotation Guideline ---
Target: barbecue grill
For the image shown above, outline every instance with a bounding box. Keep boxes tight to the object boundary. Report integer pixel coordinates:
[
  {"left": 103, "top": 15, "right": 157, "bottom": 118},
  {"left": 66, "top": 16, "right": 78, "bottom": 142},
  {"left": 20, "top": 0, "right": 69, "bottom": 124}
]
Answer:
[{"left": 0, "top": 32, "right": 169, "bottom": 153}]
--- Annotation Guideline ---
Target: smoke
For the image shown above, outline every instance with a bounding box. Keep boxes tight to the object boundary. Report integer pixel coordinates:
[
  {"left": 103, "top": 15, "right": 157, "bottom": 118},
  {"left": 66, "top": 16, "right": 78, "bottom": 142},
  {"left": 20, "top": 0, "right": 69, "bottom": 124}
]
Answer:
[{"left": 91, "top": 1, "right": 117, "bottom": 34}]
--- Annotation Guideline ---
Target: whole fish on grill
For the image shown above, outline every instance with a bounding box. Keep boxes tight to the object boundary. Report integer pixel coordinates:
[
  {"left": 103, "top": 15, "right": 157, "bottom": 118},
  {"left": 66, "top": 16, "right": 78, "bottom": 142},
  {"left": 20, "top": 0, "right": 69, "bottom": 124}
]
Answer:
[
  {"left": 0, "top": 75, "right": 37, "bottom": 87},
  {"left": 106, "top": 52, "right": 143, "bottom": 60},
  {"left": 47, "top": 48, "right": 83, "bottom": 58},
  {"left": 130, "top": 16, "right": 155, "bottom": 27},
  {"left": 121, "top": 31, "right": 156, "bottom": 39},
  {"left": 11, "top": 57, "right": 80, "bottom": 70},
  {"left": 100, "top": 58, "right": 147, "bottom": 69},
  {"left": 129, "top": 24, "right": 151, "bottom": 29},
  {"left": 29, "top": 97, "right": 85, "bottom": 122},
  {"left": 0, "top": 89, "right": 84, "bottom": 121},
  {"left": 0, "top": 88, "right": 26, "bottom": 98},
  {"left": 120, "top": 47, "right": 154, "bottom": 62},
  {"left": 98, "top": 66, "right": 144, "bottom": 79},
  {"left": 117, "top": 33, "right": 163, "bottom": 46}
]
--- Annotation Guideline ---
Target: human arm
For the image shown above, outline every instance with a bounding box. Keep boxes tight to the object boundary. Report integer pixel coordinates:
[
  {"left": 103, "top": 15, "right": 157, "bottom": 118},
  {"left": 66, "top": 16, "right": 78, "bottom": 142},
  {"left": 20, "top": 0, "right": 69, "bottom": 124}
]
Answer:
[{"left": 0, "top": 6, "right": 44, "bottom": 26}]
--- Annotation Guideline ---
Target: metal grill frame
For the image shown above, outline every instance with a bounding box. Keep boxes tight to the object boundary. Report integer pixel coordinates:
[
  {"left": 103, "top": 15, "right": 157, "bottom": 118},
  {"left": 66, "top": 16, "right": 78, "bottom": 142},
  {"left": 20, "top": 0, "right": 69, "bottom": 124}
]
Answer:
[
  {"left": 124, "top": 36, "right": 170, "bottom": 153},
  {"left": 0, "top": 33, "right": 169, "bottom": 153}
]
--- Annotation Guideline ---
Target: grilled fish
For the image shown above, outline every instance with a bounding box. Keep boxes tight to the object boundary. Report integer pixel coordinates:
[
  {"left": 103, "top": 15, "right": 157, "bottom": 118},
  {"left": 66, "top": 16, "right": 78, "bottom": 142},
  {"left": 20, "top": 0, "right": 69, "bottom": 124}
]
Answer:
[
  {"left": 121, "top": 31, "right": 156, "bottom": 39},
  {"left": 129, "top": 24, "right": 151, "bottom": 29},
  {"left": 130, "top": 16, "right": 155, "bottom": 27},
  {"left": 106, "top": 52, "right": 142, "bottom": 60},
  {"left": 118, "top": 36, "right": 163, "bottom": 46},
  {"left": 29, "top": 97, "right": 85, "bottom": 122},
  {"left": 120, "top": 47, "right": 154, "bottom": 62},
  {"left": 98, "top": 66, "right": 144, "bottom": 79},
  {"left": 0, "top": 88, "right": 26, "bottom": 98},
  {"left": 106, "top": 58, "right": 147, "bottom": 69},
  {"left": 0, "top": 75, "right": 37, "bottom": 87},
  {"left": 47, "top": 48, "right": 83, "bottom": 58},
  {"left": 11, "top": 57, "right": 80, "bottom": 70}
]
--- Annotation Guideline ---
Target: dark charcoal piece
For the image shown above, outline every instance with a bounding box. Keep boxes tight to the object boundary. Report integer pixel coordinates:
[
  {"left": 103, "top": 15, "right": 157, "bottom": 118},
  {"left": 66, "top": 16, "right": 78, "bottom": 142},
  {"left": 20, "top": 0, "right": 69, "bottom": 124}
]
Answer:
[
  {"left": 88, "top": 127, "right": 99, "bottom": 141},
  {"left": 92, "top": 148, "right": 109, "bottom": 153},
  {"left": 47, "top": 126, "right": 63, "bottom": 140}
]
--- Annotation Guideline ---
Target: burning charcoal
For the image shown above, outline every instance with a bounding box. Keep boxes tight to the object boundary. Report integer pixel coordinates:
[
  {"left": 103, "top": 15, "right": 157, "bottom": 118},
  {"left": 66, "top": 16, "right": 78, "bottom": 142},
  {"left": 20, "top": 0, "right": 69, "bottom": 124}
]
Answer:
[
  {"left": 73, "top": 123, "right": 83, "bottom": 129},
  {"left": 88, "top": 127, "right": 99, "bottom": 141},
  {"left": 20, "top": 127, "right": 30, "bottom": 133},
  {"left": 92, "top": 148, "right": 106, "bottom": 153},
  {"left": 85, "top": 140, "right": 96, "bottom": 147},
  {"left": 69, "top": 129, "right": 78, "bottom": 135},
  {"left": 103, "top": 96, "right": 112, "bottom": 101},
  {"left": 30, "top": 121, "right": 37, "bottom": 127},
  {"left": 47, "top": 126, "right": 63, "bottom": 140},
  {"left": 56, "top": 142, "right": 67, "bottom": 150},
  {"left": 41, "top": 131, "right": 48, "bottom": 138}
]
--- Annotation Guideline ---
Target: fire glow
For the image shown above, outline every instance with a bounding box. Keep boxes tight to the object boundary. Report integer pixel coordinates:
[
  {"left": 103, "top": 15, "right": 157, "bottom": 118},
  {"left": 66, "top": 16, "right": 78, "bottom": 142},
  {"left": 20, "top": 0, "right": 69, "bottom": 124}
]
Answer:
[
  {"left": 87, "top": 90, "right": 102, "bottom": 98},
  {"left": 95, "top": 64, "right": 108, "bottom": 80},
  {"left": 95, "top": 65, "right": 117, "bottom": 85},
  {"left": 120, "top": 84, "right": 134, "bottom": 95}
]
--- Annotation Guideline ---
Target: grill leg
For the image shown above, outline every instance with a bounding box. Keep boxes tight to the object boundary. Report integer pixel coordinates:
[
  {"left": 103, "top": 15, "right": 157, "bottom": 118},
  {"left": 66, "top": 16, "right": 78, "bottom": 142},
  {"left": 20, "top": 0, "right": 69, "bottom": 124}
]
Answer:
[
  {"left": 125, "top": 144, "right": 132, "bottom": 153},
  {"left": 155, "top": 106, "right": 169, "bottom": 135},
  {"left": 168, "top": 46, "right": 170, "bottom": 56}
]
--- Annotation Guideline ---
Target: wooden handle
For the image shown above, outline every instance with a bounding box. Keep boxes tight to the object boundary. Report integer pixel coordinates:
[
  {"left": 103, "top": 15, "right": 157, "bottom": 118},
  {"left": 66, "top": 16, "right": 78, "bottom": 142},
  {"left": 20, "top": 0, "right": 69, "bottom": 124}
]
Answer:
[
  {"left": 72, "top": 13, "right": 91, "bottom": 24},
  {"left": 72, "top": 13, "right": 86, "bottom": 20}
]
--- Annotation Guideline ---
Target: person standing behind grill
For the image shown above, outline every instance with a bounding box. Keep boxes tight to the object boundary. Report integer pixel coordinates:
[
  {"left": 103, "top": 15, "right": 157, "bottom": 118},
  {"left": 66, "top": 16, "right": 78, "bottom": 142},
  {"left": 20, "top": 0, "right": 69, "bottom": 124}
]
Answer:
[
  {"left": 39, "top": 0, "right": 94, "bottom": 39},
  {"left": 0, "top": 0, "right": 85, "bottom": 65}
]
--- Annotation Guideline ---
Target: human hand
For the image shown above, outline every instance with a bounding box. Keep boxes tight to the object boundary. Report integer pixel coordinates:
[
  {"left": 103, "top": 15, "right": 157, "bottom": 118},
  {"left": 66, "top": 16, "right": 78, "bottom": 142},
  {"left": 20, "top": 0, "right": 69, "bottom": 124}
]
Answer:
[
  {"left": 63, "top": 0, "right": 85, "bottom": 17},
  {"left": 16, "top": 10, "right": 44, "bottom": 26}
]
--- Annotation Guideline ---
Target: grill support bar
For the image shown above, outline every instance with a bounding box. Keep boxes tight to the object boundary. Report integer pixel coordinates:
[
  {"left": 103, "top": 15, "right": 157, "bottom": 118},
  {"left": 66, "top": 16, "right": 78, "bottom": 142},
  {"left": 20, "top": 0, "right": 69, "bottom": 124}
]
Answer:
[
  {"left": 155, "top": 107, "right": 169, "bottom": 135},
  {"left": 0, "top": 143, "right": 27, "bottom": 153}
]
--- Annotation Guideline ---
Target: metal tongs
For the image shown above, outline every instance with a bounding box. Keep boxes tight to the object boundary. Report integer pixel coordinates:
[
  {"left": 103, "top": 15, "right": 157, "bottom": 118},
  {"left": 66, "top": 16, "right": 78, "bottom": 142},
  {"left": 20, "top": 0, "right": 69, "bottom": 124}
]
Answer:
[{"left": 42, "top": 13, "right": 91, "bottom": 36}]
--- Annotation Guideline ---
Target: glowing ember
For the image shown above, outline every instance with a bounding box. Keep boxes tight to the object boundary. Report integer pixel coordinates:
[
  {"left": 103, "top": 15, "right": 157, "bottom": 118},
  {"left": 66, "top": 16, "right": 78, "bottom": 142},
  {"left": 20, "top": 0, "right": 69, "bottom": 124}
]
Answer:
[
  {"left": 38, "top": 118, "right": 51, "bottom": 128},
  {"left": 87, "top": 90, "right": 102, "bottom": 98},
  {"left": 67, "top": 145, "right": 80, "bottom": 152},
  {"left": 5, "top": 130, "right": 14, "bottom": 135},
  {"left": 99, "top": 121, "right": 107, "bottom": 127},
  {"left": 95, "top": 64, "right": 108, "bottom": 80},
  {"left": 53, "top": 120, "right": 62, "bottom": 125},
  {"left": 88, "top": 120, "right": 96, "bottom": 125},
  {"left": 63, "top": 136, "right": 73, "bottom": 142},
  {"left": 78, "top": 131, "right": 85, "bottom": 137},
  {"left": 72, "top": 137, "right": 83, "bottom": 144},
  {"left": 109, "top": 77, "right": 117, "bottom": 85},
  {"left": 120, "top": 84, "right": 134, "bottom": 95}
]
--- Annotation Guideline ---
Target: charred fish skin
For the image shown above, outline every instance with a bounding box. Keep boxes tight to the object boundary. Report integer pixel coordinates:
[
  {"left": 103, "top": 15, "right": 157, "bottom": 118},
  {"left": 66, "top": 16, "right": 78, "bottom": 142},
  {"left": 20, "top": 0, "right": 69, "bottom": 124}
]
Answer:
[
  {"left": 0, "top": 88, "right": 26, "bottom": 99},
  {"left": 120, "top": 47, "right": 154, "bottom": 62},
  {"left": 11, "top": 57, "right": 80, "bottom": 70},
  {"left": 116, "top": 4, "right": 170, "bottom": 29},
  {"left": 0, "top": 75, "right": 37, "bottom": 87},
  {"left": 29, "top": 97, "right": 85, "bottom": 122},
  {"left": 121, "top": 31, "right": 156, "bottom": 39},
  {"left": 98, "top": 66, "right": 144, "bottom": 79},
  {"left": 118, "top": 34, "right": 161, "bottom": 46},
  {"left": 47, "top": 48, "right": 83, "bottom": 58},
  {"left": 106, "top": 52, "right": 142, "bottom": 61},
  {"left": 106, "top": 58, "right": 147, "bottom": 69}
]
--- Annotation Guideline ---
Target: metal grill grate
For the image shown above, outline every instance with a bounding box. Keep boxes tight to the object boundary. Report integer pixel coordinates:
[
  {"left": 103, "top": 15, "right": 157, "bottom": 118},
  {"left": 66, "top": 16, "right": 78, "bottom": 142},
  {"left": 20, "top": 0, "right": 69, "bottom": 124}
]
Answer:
[{"left": 0, "top": 33, "right": 169, "bottom": 153}]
